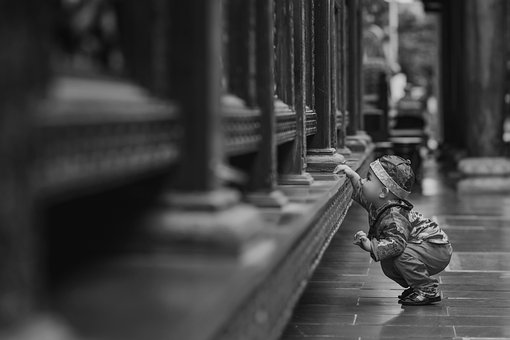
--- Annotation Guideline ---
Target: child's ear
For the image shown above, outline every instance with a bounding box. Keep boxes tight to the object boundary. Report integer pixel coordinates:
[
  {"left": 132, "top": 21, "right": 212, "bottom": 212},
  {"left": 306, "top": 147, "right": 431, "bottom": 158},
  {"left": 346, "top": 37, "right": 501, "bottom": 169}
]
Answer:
[{"left": 379, "top": 187, "right": 390, "bottom": 199}]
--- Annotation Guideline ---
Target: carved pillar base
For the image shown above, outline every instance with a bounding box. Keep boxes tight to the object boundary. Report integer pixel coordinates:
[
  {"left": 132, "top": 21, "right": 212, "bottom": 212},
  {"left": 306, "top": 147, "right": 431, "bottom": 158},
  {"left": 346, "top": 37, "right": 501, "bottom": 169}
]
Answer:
[
  {"left": 306, "top": 148, "right": 346, "bottom": 172},
  {"left": 346, "top": 131, "right": 372, "bottom": 153},
  {"left": 278, "top": 173, "right": 314, "bottom": 186},
  {"left": 245, "top": 190, "right": 288, "bottom": 208},
  {"left": 336, "top": 146, "right": 352, "bottom": 156},
  {"left": 163, "top": 188, "right": 241, "bottom": 210},
  {"left": 141, "top": 189, "right": 264, "bottom": 257},
  {"left": 3, "top": 315, "right": 77, "bottom": 340},
  {"left": 356, "top": 130, "right": 373, "bottom": 143}
]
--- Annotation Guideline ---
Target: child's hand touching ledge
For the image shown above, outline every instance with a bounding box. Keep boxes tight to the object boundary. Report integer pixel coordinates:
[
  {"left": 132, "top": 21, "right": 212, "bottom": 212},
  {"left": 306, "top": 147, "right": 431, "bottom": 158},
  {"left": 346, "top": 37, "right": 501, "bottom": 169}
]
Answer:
[
  {"left": 333, "top": 164, "right": 355, "bottom": 177},
  {"left": 353, "top": 230, "right": 372, "bottom": 252},
  {"left": 333, "top": 164, "right": 361, "bottom": 185}
]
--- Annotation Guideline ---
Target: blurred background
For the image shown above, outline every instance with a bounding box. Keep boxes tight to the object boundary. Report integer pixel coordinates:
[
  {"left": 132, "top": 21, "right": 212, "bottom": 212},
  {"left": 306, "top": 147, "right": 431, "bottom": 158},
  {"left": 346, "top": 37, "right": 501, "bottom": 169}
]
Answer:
[{"left": 1, "top": 0, "right": 509, "bottom": 339}]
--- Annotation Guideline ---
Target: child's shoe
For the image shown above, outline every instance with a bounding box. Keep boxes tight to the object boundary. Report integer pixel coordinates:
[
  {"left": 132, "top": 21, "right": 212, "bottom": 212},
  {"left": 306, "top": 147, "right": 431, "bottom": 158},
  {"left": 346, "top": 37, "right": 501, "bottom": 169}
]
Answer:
[
  {"left": 397, "top": 287, "right": 414, "bottom": 302},
  {"left": 400, "top": 291, "right": 441, "bottom": 306}
]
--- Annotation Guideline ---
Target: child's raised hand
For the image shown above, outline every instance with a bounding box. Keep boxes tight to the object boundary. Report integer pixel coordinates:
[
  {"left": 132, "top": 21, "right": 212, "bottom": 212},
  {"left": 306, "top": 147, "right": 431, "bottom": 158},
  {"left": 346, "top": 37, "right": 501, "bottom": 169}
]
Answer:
[{"left": 333, "top": 164, "right": 351, "bottom": 176}]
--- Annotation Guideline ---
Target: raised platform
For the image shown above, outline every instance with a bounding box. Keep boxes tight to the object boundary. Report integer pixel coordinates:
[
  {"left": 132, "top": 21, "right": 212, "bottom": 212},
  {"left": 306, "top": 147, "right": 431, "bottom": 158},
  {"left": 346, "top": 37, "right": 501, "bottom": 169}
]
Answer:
[{"left": 31, "top": 147, "right": 374, "bottom": 340}]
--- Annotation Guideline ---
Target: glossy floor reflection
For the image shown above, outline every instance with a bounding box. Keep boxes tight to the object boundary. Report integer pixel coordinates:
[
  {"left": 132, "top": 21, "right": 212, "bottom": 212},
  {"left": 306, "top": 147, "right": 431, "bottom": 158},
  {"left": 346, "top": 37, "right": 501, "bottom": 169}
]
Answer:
[{"left": 280, "top": 158, "right": 510, "bottom": 340}]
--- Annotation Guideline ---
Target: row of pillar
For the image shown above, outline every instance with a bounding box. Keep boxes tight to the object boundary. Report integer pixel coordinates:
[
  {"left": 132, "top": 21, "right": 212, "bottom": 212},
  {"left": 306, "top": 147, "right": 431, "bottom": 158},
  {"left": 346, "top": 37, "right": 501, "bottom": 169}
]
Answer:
[{"left": 155, "top": 0, "right": 366, "bottom": 251}]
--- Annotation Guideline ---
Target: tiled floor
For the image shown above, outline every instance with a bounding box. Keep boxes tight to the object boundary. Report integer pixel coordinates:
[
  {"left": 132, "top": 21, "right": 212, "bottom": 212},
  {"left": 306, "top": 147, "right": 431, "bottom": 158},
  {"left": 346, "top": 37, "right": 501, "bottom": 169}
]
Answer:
[{"left": 280, "top": 159, "right": 510, "bottom": 340}]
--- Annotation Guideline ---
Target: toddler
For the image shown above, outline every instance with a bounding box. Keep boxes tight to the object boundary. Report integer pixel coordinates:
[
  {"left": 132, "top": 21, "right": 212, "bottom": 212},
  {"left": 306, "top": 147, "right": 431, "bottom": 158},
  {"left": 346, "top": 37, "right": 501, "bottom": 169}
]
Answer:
[{"left": 333, "top": 155, "right": 452, "bottom": 305}]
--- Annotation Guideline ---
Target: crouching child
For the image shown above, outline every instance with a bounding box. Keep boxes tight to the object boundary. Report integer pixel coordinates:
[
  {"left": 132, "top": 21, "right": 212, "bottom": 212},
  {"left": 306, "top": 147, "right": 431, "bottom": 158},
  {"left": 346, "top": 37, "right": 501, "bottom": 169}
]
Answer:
[{"left": 333, "top": 155, "right": 452, "bottom": 305}]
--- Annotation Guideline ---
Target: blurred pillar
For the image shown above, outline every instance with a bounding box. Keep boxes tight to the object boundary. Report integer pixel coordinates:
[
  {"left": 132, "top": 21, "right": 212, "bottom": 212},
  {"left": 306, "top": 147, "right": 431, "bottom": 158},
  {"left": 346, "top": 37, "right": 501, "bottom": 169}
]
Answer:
[
  {"left": 345, "top": 0, "right": 370, "bottom": 153},
  {"left": 464, "top": 0, "right": 506, "bottom": 156},
  {"left": 148, "top": 0, "right": 263, "bottom": 255},
  {"left": 170, "top": 0, "right": 223, "bottom": 193},
  {"left": 0, "top": 1, "right": 51, "bottom": 325},
  {"left": 245, "top": 0, "right": 289, "bottom": 206},
  {"left": 441, "top": 0, "right": 466, "bottom": 150}
]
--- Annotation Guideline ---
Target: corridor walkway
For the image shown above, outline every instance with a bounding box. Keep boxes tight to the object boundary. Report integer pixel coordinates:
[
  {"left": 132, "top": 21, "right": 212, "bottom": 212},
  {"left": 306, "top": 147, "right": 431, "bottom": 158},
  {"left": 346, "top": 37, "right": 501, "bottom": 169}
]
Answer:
[{"left": 280, "top": 158, "right": 510, "bottom": 339}]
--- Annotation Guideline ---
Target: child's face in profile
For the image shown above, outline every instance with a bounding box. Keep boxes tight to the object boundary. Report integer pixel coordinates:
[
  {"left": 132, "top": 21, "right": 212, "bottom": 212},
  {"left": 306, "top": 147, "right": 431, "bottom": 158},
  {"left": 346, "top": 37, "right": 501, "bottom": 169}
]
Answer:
[{"left": 361, "top": 168, "right": 386, "bottom": 203}]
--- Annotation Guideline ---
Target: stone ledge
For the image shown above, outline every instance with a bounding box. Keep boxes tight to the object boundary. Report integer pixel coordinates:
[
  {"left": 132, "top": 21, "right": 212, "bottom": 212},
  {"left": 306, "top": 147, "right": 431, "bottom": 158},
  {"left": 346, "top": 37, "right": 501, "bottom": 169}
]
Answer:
[
  {"left": 50, "top": 145, "right": 375, "bottom": 340},
  {"left": 216, "top": 144, "right": 374, "bottom": 340}
]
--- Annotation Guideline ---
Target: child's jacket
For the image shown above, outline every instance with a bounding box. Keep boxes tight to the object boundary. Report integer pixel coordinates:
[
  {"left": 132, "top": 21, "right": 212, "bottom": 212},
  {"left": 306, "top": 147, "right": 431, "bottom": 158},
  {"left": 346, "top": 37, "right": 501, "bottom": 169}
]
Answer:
[{"left": 352, "top": 178, "right": 449, "bottom": 262}]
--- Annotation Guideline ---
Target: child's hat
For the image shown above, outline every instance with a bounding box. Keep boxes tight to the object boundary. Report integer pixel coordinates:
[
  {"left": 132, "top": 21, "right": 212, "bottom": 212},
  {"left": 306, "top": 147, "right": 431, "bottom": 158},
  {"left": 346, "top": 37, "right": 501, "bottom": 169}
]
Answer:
[{"left": 369, "top": 155, "right": 415, "bottom": 199}]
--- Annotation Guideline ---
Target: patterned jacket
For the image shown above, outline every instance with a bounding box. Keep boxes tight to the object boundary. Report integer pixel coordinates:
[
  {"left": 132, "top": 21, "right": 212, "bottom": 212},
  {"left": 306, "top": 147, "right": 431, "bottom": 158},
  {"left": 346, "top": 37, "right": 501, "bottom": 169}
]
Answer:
[{"left": 352, "top": 178, "right": 450, "bottom": 262}]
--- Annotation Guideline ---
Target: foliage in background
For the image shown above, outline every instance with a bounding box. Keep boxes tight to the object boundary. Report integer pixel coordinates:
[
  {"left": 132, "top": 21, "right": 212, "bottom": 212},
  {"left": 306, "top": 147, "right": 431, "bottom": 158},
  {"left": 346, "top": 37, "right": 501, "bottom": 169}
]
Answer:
[
  {"left": 362, "top": 0, "right": 388, "bottom": 28},
  {"left": 398, "top": 4, "right": 438, "bottom": 87},
  {"left": 362, "top": 0, "right": 439, "bottom": 88}
]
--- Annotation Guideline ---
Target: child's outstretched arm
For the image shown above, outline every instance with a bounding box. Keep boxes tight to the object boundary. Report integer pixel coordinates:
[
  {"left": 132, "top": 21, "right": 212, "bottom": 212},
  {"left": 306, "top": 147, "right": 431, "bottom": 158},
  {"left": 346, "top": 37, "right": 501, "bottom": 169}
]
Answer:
[
  {"left": 333, "top": 164, "right": 361, "bottom": 185},
  {"left": 333, "top": 164, "right": 369, "bottom": 209}
]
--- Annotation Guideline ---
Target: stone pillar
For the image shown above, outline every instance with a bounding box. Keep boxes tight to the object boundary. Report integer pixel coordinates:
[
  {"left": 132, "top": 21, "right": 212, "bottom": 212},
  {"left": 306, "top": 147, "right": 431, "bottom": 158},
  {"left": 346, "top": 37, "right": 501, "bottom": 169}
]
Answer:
[
  {"left": 245, "top": 0, "right": 289, "bottom": 207},
  {"left": 278, "top": 0, "right": 314, "bottom": 186},
  {"left": 0, "top": 0, "right": 51, "bottom": 326},
  {"left": 456, "top": 0, "right": 508, "bottom": 193},
  {"left": 147, "top": 0, "right": 263, "bottom": 256},
  {"left": 464, "top": 0, "right": 506, "bottom": 157},
  {"left": 306, "top": 0, "right": 346, "bottom": 172},
  {"left": 345, "top": 0, "right": 371, "bottom": 153},
  {"left": 332, "top": 0, "right": 351, "bottom": 156}
]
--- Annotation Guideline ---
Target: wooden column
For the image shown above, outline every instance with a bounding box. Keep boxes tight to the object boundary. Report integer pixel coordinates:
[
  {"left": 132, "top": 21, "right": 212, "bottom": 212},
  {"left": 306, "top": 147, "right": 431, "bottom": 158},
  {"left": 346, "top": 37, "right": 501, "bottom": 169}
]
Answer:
[
  {"left": 330, "top": 0, "right": 339, "bottom": 151},
  {"left": 274, "top": 0, "right": 295, "bottom": 106},
  {"left": 464, "top": 0, "right": 506, "bottom": 156},
  {"left": 305, "top": 1, "right": 315, "bottom": 110},
  {"left": 441, "top": 0, "right": 467, "bottom": 151},
  {"left": 346, "top": 0, "right": 363, "bottom": 135},
  {"left": 148, "top": 0, "right": 263, "bottom": 256},
  {"left": 306, "top": 0, "right": 346, "bottom": 172},
  {"left": 245, "top": 0, "right": 288, "bottom": 207},
  {"left": 345, "top": 0, "right": 370, "bottom": 151},
  {"left": 346, "top": 0, "right": 358, "bottom": 136},
  {"left": 355, "top": 0, "right": 364, "bottom": 133},
  {"left": 335, "top": 0, "right": 351, "bottom": 154},
  {"left": 226, "top": 0, "right": 257, "bottom": 107},
  {"left": 169, "top": 0, "right": 223, "bottom": 194},
  {"left": 0, "top": 1, "right": 51, "bottom": 325},
  {"left": 278, "top": 0, "right": 314, "bottom": 186}
]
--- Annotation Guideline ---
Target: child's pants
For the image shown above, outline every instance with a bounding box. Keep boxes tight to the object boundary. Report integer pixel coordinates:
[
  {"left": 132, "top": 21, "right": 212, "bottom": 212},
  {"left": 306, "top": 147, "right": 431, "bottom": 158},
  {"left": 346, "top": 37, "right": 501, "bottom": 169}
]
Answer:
[{"left": 380, "top": 241, "right": 453, "bottom": 295}]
